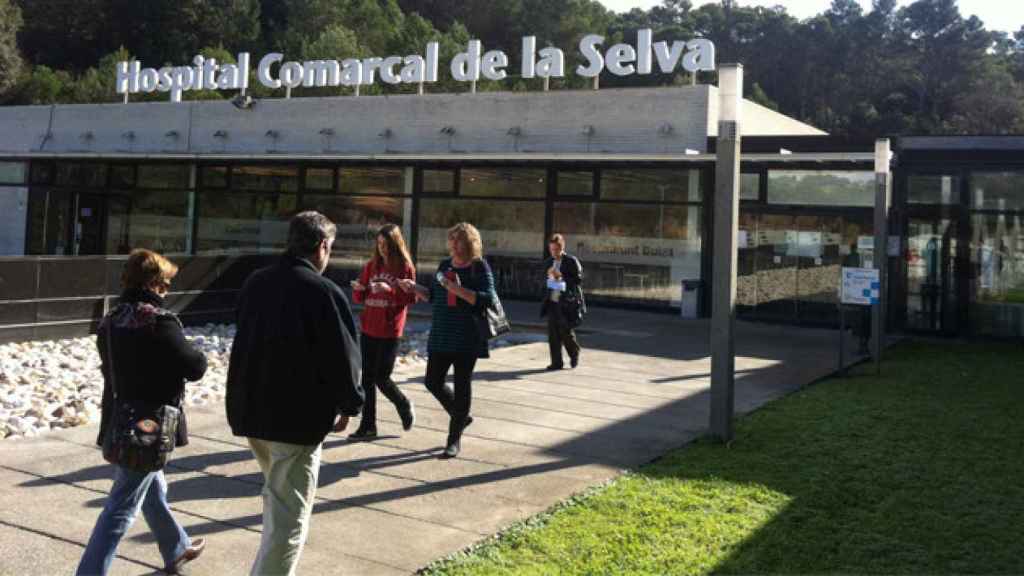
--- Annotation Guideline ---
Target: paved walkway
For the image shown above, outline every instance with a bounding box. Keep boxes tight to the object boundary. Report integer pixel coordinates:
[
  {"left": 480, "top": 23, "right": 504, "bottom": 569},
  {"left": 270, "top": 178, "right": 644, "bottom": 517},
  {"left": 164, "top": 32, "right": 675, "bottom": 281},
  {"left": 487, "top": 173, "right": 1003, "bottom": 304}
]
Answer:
[{"left": 0, "top": 303, "right": 861, "bottom": 575}]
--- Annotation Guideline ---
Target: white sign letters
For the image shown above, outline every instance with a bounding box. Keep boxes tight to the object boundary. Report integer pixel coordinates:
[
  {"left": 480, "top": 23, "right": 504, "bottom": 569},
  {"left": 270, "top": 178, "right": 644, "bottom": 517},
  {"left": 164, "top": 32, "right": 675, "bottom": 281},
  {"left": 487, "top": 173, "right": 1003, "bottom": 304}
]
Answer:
[{"left": 116, "top": 29, "right": 716, "bottom": 102}]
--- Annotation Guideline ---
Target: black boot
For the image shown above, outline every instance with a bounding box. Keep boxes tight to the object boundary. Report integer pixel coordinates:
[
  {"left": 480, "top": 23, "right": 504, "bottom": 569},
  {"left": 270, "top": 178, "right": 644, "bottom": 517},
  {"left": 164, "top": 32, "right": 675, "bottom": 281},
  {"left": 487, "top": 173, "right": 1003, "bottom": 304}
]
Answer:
[{"left": 441, "top": 415, "right": 472, "bottom": 458}]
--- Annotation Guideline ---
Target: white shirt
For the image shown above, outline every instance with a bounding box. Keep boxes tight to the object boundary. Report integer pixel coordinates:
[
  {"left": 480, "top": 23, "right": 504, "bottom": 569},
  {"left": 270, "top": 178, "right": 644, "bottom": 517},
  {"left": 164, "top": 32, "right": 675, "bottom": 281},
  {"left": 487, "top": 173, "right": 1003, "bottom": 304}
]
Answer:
[{"left": 549, "top": 257, "right": 563, "bottom": 302}]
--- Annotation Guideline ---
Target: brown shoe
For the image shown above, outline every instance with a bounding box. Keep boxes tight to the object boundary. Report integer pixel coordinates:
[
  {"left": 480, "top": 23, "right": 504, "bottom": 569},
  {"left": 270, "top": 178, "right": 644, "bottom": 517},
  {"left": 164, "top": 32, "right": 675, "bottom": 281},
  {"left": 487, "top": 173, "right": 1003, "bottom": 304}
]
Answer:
[{"left": 166, "top": 538, "right": 205, "bottom": 574}]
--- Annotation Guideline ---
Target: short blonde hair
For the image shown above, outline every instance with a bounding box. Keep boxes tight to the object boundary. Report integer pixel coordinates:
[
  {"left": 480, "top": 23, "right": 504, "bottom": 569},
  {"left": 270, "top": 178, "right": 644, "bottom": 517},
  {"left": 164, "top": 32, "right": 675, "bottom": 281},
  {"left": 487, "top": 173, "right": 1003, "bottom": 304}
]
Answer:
[
  {"left": 447, "top": 222, "right": 483, "bottom": 260},
  {"left": 122, "top": 249, "right": 178, "bottom": 291},
  {"left": 549, "top": 233, "right": 565, "bottom": 249}
]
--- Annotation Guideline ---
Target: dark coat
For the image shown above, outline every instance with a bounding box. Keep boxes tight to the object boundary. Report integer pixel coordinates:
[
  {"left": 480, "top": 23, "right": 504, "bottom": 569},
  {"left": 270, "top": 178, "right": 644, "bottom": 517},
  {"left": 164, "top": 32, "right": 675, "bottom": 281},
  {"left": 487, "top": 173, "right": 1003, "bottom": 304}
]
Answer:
[
  {"left": 96, "top": 288, "right": 208, "bottom": 448},
  {"left": 226, "top": 256, "right": 364, "bottom": 446},
  {"left": 539, "top": 253, "right": 586, "bottom": 318}
]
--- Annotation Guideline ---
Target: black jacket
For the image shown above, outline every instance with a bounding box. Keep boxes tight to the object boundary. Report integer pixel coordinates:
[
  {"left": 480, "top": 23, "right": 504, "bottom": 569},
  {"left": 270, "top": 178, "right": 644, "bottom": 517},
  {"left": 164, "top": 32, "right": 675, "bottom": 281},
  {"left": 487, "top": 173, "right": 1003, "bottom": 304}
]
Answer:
[
  {"left": 540, "top": 253, "right": 585, "bottom": 317},
  {"left": 226, "top": 256, "right": 364, "bottom": 445},
  {"left": 96, "top": 288, "right": 208, "bottom": 447}
]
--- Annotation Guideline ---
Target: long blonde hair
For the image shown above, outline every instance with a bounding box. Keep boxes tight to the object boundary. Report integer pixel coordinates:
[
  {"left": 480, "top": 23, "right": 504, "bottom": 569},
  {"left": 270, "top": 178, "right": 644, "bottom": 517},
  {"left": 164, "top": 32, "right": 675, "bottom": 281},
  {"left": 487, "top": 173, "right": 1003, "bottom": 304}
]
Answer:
[
  {"left": 447, "top": 222, "right": 483, "bottom": 261},
  {"left": 371, "top": 224, "right": 414, "bottom": 273}
]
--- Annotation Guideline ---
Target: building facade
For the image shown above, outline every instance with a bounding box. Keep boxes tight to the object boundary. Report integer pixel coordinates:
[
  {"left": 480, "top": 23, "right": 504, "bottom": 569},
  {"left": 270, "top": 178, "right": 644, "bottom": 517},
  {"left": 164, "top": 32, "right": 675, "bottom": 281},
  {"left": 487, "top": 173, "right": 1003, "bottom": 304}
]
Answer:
[{"left": 0, "top": 87, "right": 1020, "bottom": 342}]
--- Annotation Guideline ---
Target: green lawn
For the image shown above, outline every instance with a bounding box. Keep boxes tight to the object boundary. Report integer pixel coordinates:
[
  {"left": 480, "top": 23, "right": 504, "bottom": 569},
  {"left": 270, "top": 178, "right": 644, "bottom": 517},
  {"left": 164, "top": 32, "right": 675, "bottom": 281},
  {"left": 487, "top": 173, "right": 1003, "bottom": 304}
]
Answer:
[{"left": 423, "top": 341, "right": 1024, "bottom": 575}]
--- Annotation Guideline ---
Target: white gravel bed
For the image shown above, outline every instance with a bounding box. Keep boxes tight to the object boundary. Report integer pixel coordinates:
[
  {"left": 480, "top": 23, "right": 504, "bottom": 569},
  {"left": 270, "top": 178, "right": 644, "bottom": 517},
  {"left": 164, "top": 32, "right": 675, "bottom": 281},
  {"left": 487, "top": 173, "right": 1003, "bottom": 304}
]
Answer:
[{"left": 0, "top": 322, "right": 543, "bottom": 441}]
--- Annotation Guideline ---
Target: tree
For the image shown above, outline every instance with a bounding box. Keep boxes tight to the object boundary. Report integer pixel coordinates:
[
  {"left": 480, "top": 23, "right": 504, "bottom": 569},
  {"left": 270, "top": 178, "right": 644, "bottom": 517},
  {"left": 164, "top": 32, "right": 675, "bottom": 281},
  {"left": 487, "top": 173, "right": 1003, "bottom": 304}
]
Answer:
[
  {"left": 9, "top": 65, "right": 74, "bottom": 104},
  {"left": 0, "top": 0, "right": 24, "bottom": 96}
]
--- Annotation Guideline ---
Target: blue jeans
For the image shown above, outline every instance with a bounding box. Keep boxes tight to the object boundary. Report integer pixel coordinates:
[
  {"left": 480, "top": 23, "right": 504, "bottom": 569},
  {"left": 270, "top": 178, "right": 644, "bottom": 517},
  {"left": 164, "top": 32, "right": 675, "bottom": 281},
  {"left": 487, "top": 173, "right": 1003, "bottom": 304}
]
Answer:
[{"left": 76, "top": 466, "right": 190, "bottom": 576}]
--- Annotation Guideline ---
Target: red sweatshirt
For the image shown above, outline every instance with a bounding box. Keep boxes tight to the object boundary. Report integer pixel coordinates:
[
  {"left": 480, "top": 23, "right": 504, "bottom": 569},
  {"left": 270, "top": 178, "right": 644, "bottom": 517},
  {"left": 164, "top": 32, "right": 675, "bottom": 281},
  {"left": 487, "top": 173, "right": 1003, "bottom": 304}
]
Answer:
[{"left": 352, "top": 259, "right": 417, "bottom": 339}]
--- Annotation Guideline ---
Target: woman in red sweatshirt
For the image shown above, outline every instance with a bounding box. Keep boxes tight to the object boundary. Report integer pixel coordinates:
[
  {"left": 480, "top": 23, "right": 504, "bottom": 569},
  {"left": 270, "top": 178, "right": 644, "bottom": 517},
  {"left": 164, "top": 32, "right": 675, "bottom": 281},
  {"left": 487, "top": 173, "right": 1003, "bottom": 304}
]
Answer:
[{"left": 349, "top": 224, "right": 417, "bottom": 438}]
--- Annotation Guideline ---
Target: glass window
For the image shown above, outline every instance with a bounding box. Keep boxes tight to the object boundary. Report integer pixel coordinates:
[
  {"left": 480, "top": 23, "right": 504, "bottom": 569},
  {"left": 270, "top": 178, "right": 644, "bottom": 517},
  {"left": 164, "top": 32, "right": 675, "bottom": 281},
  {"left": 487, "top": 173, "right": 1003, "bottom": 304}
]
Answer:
[
  {"left": 741, "top": 173, "right": 760, "bottom": 200},
  {"left": 200, "top": 166, "right": 229, "bottom": 188},
  {"left": 110, "top": 165, "right": 136, "bottom": 188},
  {"left": 137, "top": 164, "right": 190, "bottom": 189},
  {"left": 553, "top": 201, "right": 702, "bottom": 304},
  {"left": 41, "top": 189, "right": 74, "bottom": 255},
  {"left": 302, "top": 195, "right": 408, "bottom": 272},
  {"left": 557, "top": 171, "right": 594, "bottom": 197},
  {"left": 971, "top": 213, "right": 1024, "bottom": 302},
  {"left": 0, "top": 162, "right": 27, "bottom": 184},
  {"left": 422, "top": 169, "right": 455, "bottom": 194},
  {"left": 972, "top": 172, "right": 1024, "bottom": 212},
  {"left": 340, "top": 167, "right": 404, "bottom": 195},
  {"left": 418, "top": 198, "right": 545, "bottom": 296},
  {"left": 196, "top": 192, "right": 296, "bottom": 253},
  {"left": 460, "top": 168, "right": 546, "bottom": 198},
  {"left": 0, "top": 186, "right": 28, "bottom": 255},
  {"left": 56, "top": 163, "right": 106, "bottom": 188},
  {"left": 601, "top": 169, "right": 701, "bottom": 202},
  {"left": 31, "top": 162, "right": 55, "bottom": 185},
  {"left": 26, "top": 189, "right": 47, "bottom": 255},
  {"left": 305, "top": 168, "right": 334, "bottom": 192},
  {"left": 232, "top": 165, "right": 299, "bottom": 192},
  {"left": 908, "top": 174, "right": 959, "bottom": 205},
  {"left": 767, "top": 171, "right": 873, "bottom": 207},
  {"left": 106, "top": 190, "right": 191, "bottom": 254}
]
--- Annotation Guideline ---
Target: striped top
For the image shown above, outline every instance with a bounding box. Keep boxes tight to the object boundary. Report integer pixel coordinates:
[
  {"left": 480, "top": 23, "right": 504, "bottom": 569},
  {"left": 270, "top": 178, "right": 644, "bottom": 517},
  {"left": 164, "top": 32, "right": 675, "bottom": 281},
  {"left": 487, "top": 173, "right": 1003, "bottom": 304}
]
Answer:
[{"left": 427, "top": 258, "right": 495, "bottom": 358}]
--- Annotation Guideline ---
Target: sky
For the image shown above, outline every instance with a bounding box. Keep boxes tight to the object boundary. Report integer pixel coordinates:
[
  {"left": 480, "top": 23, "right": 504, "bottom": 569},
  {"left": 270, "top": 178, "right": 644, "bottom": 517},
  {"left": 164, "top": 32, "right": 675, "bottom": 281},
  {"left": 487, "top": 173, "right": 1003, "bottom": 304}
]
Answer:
[{"left": 598, "top": 1, "right": 1024, "bottom": 34}]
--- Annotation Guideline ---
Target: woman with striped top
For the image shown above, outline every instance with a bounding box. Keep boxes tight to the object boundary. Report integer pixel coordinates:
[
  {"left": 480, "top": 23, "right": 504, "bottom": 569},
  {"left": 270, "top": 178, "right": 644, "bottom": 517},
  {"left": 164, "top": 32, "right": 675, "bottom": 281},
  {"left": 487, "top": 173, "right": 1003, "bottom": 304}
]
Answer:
[{"left": 399, "top": 222, "right": 495, "bottom": 458}]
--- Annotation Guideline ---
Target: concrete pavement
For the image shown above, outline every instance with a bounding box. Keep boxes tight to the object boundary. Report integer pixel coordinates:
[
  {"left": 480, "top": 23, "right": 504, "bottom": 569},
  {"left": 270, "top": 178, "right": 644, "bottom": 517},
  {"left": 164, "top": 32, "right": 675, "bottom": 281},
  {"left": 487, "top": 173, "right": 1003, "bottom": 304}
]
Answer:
[{"left": 0, "top": 302, "right": 862, "bottom": 575}]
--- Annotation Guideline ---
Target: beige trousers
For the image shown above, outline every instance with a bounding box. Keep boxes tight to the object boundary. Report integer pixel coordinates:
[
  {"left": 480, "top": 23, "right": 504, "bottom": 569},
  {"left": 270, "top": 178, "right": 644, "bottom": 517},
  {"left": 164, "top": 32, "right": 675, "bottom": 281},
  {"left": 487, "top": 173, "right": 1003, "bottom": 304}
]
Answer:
[{"left": 247, "top": 438, "right": 322, "bottom": 576}]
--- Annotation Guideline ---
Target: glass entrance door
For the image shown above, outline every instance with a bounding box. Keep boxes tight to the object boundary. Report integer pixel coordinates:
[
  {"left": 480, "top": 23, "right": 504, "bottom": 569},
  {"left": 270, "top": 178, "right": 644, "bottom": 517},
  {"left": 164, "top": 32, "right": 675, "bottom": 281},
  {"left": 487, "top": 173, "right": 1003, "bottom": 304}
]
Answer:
[
  {"left": 905, "top": 215, "right": 960, "bottom": 333},
  {"left": 75, "top": 193, "right": 106, "bottom": 255}
]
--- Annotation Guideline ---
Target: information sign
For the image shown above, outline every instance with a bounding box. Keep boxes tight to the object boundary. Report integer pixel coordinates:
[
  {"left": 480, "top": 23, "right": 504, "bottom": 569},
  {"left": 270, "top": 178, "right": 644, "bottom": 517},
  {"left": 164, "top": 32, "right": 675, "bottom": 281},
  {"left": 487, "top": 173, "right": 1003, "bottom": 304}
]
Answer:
[{"left": 840, "top": 267, "right": 880, "bottom": 306}]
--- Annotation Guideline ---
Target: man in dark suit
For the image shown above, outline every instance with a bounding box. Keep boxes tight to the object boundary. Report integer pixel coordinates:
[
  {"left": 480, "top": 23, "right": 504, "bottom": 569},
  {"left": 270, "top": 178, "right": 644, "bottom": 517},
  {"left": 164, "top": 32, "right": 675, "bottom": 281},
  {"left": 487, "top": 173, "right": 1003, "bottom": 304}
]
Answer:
[
  {"left": 226, "top": 211, "right": 364, "bottom": 575},
  {"left": 540, "top": 233, "right": 584, "bottom": 370}
]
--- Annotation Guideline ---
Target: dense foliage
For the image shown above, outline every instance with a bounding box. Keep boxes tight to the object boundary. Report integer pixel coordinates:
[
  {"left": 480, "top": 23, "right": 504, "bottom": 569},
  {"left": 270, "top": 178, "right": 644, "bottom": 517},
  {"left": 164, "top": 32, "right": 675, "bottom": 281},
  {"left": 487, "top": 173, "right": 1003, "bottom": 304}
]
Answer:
[{"left": 3, "top": 0, "right": 1024, "bottom": 136}]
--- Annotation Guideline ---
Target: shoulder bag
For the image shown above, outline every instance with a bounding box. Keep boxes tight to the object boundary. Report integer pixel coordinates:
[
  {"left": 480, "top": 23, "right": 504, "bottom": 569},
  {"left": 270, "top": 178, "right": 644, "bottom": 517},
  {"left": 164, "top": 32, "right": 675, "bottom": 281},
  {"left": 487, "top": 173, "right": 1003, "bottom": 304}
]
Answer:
[
  {"left": 100, "top": 318, "right": 181, "bottom": 472},
  {"left": 471, "top": 260, "right": 511, "bottom": 340}
]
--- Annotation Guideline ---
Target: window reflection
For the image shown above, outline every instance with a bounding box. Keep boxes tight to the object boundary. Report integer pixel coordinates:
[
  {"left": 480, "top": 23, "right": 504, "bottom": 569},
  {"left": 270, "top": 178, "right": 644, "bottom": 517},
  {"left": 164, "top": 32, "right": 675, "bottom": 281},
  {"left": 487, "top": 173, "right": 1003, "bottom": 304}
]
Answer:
[
  {"left": 908, "top": 174, "right": 958, "bottom": 205},
  {"left": 422, "top": 170, "right": 455, "bottom": 194},
  {"left": 340, "top": 167, "right": 405, "bottom": 195},
  {"left": 417, "top": 198, "right": 545, "bottom": 295},
  {"left": 55, "top": 163, "right": 107, "bottom": 188},
  {"left": 305, "top": 168, "right": 335, "bottom": 192},
  {"left": 137, "top": 165, "right": 190, "bottom": 189},
  {"left": 768, "top": 171, "right": 873, "bottom": 206},
  {"left": 554, "top": 201, "right": 701, "bottom": 304},
  {"left": 557, "top": 171, "right": 593, "bottom": 197},
  {"left": 106, "top": 190, "right": 191, "bottom": 255},
  {"left": 601, "top": 169, "right": 701, "bottom": 202},
  {"left": 460, "top": 168, "right": 545, "bottom": 198},
  {"left": 0, "top": 162, "right": 27, "bottom": 185},
  {"left": 972, "top": 172, "right": 1024, "bottom": 211},
  {"left": 971, "top": 213, "right": 1024, "bottom": 337},
  {"left": 740, "top": 173, "right": 760, "bottom": 200},
  {"left": 232, "top": 165, "right": 299, "bottom": 192},
  {"left": 196, "top": 192, "right": 296, "bottom": 253},
  {"left": 302, "top": 195, "right": 407, "bottom": 269}
]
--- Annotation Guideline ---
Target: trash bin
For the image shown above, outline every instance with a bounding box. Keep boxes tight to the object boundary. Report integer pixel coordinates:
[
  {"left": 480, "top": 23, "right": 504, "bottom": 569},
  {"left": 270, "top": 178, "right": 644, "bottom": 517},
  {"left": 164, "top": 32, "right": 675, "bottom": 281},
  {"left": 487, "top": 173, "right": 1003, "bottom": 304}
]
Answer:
[{"left": 680, "top": 279, "right": 701, "bottom": 319}]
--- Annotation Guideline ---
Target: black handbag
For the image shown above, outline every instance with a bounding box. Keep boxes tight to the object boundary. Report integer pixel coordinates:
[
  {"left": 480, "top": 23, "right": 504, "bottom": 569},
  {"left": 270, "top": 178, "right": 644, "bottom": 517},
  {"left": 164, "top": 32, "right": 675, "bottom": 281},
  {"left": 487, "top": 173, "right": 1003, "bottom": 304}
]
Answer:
[
  {"left": 471, "top": 260, "right": 511, "bottom": 340},
  {"left": 100, "top": 321, "right": 180, "bottom": 472},
  {"left": 561, "top": 288, "right": 585, "bottom": 329}
]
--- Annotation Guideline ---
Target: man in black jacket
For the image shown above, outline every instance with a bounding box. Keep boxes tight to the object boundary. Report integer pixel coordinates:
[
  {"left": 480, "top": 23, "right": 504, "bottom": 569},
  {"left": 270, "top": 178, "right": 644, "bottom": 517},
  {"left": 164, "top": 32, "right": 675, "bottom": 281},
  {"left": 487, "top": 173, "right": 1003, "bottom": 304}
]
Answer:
[
  {"left": 227, "top": 211, "right": 363, "bottom": 576},
  {"left": 540, "top": 233, "right": 584, "bottom": 370}
]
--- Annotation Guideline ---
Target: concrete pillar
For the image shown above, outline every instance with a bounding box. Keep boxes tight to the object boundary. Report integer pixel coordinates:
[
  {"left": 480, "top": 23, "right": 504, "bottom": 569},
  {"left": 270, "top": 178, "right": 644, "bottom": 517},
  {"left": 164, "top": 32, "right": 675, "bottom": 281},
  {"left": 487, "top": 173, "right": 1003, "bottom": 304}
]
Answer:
[
  {"left": 872, "top": 139, "right": 891, "bottom": 373},
  {"left": 710, "top": 64, "right": 743, "bottom": 442}
]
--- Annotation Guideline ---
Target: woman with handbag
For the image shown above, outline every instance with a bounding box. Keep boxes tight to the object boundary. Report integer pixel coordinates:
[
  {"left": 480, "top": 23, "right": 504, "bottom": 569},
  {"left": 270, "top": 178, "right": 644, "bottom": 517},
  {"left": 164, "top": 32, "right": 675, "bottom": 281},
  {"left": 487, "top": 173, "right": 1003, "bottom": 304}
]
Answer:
[
  {"left": 398, "top": 222, "right": 495, "bottom": 458},
  {"left": 77, "top": 249, "right": 208, "bottom": 576},
  {"left": 348, "top": 224, "right": 417, "bottom": 439}
]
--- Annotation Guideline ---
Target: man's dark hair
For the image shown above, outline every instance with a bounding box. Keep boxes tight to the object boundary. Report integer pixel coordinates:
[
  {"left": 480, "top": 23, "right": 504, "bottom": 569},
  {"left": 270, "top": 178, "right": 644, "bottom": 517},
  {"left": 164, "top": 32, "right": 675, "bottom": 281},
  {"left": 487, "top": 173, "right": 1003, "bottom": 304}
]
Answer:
[{"left": 287, "top": 211, "right": 336, "bottom": 257}]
